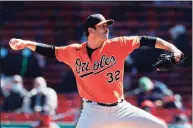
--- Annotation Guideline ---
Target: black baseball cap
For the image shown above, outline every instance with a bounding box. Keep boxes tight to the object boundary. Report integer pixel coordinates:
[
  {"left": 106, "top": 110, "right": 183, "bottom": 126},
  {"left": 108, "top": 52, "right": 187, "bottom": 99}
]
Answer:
[{"left": 84, "top": 14, "right": 114, "bottom": 31}]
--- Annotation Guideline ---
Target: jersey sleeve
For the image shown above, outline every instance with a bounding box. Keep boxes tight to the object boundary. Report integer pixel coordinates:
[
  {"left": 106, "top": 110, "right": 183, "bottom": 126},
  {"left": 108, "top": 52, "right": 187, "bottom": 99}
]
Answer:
[
  {"left": 55, "top": 46, "right": 71, "bottom": 65},
  {"left": 118, "top": 36, "right": 140, "bottom": 58}
]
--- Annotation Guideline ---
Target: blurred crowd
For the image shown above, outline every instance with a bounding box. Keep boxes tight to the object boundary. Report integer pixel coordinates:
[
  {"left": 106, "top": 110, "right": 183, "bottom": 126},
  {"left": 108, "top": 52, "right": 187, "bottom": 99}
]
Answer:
[
  {"left": 0, "top": 75, "right": 59, "bottom": 128},
  {"left": 125, "top": 76, "right": 191, "bottom": 128},
  {"left": 0, "top": 74, "right": 192, "bottom": 128},
  {"left": 0, "top": 75, "right": 57, "bottom": 115}
]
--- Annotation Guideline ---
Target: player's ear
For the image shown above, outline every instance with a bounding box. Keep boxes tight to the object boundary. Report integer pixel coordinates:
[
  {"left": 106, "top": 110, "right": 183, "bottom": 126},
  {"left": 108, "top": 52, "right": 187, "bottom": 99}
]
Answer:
[{"left": 88, "top": 27, "right": 95, "bottom": 35}]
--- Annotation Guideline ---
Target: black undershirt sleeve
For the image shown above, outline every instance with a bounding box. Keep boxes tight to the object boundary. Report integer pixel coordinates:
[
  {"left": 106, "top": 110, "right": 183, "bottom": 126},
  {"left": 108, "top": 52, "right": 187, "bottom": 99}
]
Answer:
[
  {"left": 139, "top": 36, "right": 157, "bottom": 48},
  {"left": 35, "top": 43, "right": 56, "bottom": 57}
]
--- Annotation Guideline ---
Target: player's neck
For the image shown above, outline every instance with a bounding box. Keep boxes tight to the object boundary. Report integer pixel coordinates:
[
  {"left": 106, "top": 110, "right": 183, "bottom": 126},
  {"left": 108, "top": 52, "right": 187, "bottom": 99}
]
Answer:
[{"left": 87, "top": 36, "right": 106, "bottom": 49}]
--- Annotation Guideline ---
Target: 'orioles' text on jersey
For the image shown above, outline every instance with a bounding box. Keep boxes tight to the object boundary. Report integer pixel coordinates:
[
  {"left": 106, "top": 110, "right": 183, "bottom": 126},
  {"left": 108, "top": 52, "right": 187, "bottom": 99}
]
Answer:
[{"left": 55, "top": 36, "right": 140, "bottom": 103}]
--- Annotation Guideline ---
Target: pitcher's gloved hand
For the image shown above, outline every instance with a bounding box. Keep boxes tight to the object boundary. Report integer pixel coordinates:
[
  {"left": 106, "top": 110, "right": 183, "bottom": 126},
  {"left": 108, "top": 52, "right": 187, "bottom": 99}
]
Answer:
[{"left": 153, "top": 52, "right": 187, "bottom": 71}]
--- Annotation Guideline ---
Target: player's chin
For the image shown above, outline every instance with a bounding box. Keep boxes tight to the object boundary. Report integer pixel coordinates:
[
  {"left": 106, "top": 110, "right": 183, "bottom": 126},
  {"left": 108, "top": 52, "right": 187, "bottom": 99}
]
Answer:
[
  {"left": 98, "top": 34, "right": 108, "bottom": 41},
  {"left": 101, "top": 37, "right": 108, "bottom": 42},
  {"left": 102, "top": 34, "right": 108, "bottom": 39}
]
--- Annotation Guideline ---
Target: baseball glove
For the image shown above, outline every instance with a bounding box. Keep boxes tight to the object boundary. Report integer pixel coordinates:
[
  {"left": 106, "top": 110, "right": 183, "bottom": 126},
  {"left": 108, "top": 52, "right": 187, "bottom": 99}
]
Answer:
[{"left": 152, "top": 52, "right": 186, "bottom": 71}]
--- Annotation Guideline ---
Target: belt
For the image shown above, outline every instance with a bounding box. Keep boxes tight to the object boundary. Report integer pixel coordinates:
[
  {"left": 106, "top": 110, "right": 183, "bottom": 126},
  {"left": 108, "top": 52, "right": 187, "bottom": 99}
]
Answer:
[{"left": 85, "top": 99, "right": 124, "bottom": 107}]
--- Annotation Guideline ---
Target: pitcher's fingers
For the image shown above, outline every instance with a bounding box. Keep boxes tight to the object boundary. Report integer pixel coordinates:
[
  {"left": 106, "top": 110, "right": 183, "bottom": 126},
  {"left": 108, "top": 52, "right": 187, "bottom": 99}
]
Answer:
[
  {"left": 10, "top": 38, "right": 16, "bottom": 43},
  {"left": 10, "top": 39, "right": 17, "bottom": 46},
  {"left": 9, "top": 39, "right": 14, "bottom": 46}
]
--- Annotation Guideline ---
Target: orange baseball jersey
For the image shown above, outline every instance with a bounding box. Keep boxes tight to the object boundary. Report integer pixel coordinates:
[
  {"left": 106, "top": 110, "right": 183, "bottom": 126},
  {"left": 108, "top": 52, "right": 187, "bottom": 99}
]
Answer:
[{"left": 55, "top": 36, "right": 140, "bottom": 103}]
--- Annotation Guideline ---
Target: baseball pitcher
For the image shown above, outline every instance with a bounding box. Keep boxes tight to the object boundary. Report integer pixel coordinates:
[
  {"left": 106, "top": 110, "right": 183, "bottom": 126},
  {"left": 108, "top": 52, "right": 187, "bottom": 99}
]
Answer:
[{"left": 9, "top": 14, "right": 184, "bottom": 128}]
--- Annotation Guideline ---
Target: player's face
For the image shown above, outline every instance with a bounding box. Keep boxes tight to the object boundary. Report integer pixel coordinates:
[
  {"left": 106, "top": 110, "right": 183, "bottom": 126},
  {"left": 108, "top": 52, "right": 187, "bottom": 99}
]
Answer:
[{"left": 94, "top": 23, "right": 109, "bottom": 40}]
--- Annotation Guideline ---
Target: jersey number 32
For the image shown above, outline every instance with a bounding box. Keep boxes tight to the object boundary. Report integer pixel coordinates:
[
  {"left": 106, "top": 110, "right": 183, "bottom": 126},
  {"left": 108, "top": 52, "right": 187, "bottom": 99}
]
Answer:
[{"left": 106, "top": 70, "right": 120, "bottom": 83}]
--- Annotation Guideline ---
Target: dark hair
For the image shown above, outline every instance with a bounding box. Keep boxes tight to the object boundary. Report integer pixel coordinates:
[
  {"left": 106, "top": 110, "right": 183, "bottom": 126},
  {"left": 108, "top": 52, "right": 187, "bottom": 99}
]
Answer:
[{"left": 85, "top": 26, "right": 96, "bottom": 37}]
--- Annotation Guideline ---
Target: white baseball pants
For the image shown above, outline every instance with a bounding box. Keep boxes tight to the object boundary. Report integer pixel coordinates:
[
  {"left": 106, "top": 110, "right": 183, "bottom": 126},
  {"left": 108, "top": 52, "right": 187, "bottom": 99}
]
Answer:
[{"left": 76, "top": 100, "right": 167, "bottom": 128}]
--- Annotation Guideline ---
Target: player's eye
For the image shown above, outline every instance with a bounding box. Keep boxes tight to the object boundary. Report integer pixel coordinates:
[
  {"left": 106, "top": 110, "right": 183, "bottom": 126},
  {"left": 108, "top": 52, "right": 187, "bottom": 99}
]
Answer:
[{"left": 99, "top": 25, "right": 103, "bottom": 29}]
